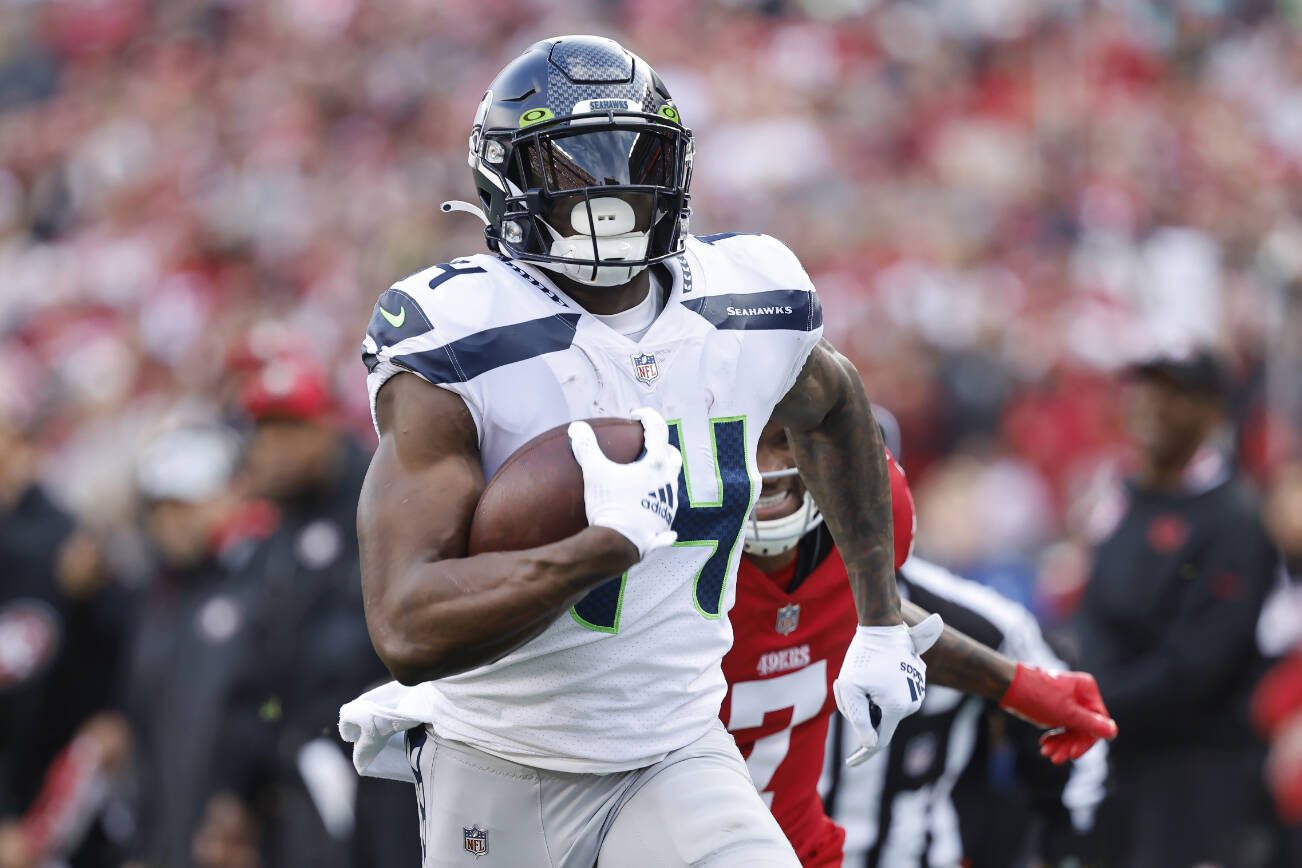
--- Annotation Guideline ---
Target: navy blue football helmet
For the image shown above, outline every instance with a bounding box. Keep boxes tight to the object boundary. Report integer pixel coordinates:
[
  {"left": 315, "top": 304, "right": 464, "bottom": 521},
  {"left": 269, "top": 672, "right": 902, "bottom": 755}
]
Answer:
[{"left": 449, "top": 36, "right": 694, "bottom": 287}]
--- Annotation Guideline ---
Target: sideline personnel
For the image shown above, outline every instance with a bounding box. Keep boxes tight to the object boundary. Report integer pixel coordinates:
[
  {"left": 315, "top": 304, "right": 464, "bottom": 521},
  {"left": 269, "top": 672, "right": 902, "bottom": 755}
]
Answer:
[{"left": 1078, "top": 347, "right": 1279, "bottom": 867}]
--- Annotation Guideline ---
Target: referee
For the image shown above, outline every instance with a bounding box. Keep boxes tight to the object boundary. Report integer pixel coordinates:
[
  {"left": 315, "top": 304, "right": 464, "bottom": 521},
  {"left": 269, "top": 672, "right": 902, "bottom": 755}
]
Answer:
[
  {"left": 824, "top": 556, "right": 1107, "bottom": 867},
  {"left": 1078, "top": 347, "right": 1279, "bottom": 867}
]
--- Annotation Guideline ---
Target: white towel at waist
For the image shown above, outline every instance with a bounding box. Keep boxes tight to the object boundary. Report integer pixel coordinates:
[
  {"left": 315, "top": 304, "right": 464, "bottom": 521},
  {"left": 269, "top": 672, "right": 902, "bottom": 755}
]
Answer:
[{"left": 338, "top": 680, "right": 435, "bottom": 783}]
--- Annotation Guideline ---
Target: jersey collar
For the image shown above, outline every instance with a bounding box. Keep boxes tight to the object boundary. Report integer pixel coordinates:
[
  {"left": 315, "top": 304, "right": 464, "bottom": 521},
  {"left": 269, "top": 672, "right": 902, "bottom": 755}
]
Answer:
[{"left": 507, "top": 256, "right": 689, "bottom": 349}]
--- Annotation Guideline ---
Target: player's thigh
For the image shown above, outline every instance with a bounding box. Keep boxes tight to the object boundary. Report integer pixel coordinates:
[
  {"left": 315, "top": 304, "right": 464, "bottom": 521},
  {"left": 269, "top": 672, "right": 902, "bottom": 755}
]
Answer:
[
  {"left": 407, "top": 727, "right": 552, "bottom": 867},
  {"left": 597, "top": 721, "right": 799, "bottom": 868}
]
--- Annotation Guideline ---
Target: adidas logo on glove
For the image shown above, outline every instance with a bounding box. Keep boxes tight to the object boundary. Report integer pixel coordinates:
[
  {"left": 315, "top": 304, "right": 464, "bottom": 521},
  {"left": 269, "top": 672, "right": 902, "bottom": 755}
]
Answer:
[
  {"left": 641, "top": 484, "right": 676, "bottom": 524},
  {"left": 900, "top": 661, "right": 925, "bottom": 702}
]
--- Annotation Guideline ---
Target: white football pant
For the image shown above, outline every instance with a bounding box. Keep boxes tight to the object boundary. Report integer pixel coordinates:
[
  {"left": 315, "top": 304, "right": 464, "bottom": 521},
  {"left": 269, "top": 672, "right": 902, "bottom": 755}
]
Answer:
[{"left": 405, "top": 719, "right": 798, "bottom": 867}]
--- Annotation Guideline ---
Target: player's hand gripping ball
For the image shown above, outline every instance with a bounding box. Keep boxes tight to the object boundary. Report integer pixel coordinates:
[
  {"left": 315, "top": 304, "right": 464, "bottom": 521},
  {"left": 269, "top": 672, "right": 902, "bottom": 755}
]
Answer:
[
  {"left": 568, "top": 407, "right": 682, "bottom": 558},
  {"left": 467, "top": 417, "right": 646, "bottom": 555},
  {"left": 466, "top": 410, "right": 681, "bottom": 559}
]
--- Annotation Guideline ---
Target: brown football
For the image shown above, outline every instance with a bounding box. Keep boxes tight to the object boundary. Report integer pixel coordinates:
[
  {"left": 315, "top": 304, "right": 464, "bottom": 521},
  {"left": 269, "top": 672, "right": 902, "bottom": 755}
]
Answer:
[{"left": 466, "top": 418, "right": 647, "bottom": 556}]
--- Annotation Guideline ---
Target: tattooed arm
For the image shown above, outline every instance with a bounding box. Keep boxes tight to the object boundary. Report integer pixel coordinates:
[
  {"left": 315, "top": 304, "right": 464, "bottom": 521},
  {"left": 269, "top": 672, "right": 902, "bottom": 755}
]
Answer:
[
  {"left": 770, "top": 339, "right": 1015, "bottom": 689},
  {"left": 775, "top": 338, "right": 943, "bottom": 762},
  {"left": 770, "top": 338, "right": 1112, "bottom": 758},
  {"left": 773, "top": 338, "right": 901, "bottom": 625},
  {"left": 770, "top": 340, "right": 1019, "bottom": 694},
  {"left": 903, "top": 600, "right": 1017, "bottom": 700}
]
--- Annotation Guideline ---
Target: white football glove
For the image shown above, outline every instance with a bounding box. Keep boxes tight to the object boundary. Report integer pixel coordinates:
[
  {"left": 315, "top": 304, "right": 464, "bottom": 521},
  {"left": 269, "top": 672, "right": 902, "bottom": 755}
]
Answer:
[
  {"left": 833, "top": 613, "right": 944, "bottom": 766},
  {"left": 569, "top": 407, "right": 682, "bottom": 558}
]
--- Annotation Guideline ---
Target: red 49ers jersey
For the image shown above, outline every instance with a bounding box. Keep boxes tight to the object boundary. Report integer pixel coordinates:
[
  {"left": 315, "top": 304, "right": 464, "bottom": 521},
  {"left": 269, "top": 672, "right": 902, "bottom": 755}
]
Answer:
[
  {"left": 720, "top": 544, "right": 857, "bottom": 867},
  {"left": 720, "top": 447, "right": 914, "bottom": 866}
]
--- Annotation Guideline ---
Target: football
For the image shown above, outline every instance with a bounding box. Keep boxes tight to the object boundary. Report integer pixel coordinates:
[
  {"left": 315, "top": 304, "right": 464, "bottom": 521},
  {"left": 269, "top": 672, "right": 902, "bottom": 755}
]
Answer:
[{"left": 466, "top": 417, "right": 648, "bottom": 555}]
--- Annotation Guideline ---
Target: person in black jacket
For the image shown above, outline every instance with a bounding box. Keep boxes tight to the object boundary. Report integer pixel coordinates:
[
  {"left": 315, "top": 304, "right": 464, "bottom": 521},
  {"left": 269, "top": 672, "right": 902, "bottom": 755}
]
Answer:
[
  {"left": 0, "top": 415, "right": 131, "bottom": 868},
  {"left": 194, "top": 356, "right": 418, "bottom": 868},
  {"left": 1077, "top": 347, "right": 1280, "bottom": 867},
  {"left": 122, "top": 424, "right": 260, "bottom": 868}
]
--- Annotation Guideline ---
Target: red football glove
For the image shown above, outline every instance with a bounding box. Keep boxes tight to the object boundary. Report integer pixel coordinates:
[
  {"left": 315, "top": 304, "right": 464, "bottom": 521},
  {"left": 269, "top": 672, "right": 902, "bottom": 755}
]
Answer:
[{"left": 999, "top": 664, "right": 1118, "bottom": 764}]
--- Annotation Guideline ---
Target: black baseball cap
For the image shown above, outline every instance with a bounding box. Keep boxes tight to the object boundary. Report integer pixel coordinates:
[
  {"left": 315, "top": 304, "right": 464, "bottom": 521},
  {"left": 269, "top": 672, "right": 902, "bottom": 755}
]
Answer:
[{"left": 1129, "top": 346, "right": 1229, "bottom": 398}]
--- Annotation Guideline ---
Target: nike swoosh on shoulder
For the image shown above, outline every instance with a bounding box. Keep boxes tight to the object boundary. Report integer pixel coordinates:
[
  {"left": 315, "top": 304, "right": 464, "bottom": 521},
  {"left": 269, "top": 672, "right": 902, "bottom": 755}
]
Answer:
[{"left": 379, "top": 305, "right": 406, "bottom": 328}]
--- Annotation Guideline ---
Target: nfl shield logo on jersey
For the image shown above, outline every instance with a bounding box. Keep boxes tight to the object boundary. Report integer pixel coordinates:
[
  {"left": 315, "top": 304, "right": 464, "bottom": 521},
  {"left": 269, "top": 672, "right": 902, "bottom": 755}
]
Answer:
[
  {"left": 775, "top": 603, "right": 801, "bottom": 636},
  {"left": 463, "top": 825, "right": 488, "bottom": 857},
  {"left": 631, "top": 352, "right": 659, "bottom": 385}
]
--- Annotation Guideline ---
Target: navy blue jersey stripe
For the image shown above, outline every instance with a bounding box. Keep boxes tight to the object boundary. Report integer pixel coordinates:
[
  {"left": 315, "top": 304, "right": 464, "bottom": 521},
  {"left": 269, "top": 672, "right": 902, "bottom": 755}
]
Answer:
[
  {"left": 681, "top": 288, "right": 821, "bottom": 332},
  {"left": 389, "top": 313, "right": 580, "bottom": 384},
  {"left": 696, "top": 232, "right": 760, "bottom": 245}
]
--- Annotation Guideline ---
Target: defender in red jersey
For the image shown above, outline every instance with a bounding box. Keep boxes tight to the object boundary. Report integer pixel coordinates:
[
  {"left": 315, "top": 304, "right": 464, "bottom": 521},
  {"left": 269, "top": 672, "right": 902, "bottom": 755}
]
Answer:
[
  {"left": 720, "top": 420, "right": 1117, "bottom": 866},
  {"left": 720, "top": 427, "right": 916, "bottom": 866}
]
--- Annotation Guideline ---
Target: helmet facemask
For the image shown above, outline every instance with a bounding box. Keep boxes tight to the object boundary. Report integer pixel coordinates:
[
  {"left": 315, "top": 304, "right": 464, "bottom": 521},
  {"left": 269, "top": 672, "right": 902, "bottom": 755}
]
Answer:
[
  {"left": 473, "top": 111, "right": 693, "bottom": 287},
  {"left": 743, "top": 466, "right": 825, "bottom": 557}
]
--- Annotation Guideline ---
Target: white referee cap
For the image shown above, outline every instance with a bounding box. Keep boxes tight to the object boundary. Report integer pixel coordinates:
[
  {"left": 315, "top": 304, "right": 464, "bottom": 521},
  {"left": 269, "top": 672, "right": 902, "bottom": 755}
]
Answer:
[{"left": 136, "top": 426, "right": 241, "bottom": 503}]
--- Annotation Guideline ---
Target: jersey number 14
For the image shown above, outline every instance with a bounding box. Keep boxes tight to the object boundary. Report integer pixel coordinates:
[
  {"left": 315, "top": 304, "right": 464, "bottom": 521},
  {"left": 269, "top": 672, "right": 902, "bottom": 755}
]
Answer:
[{"left": 570, "top": 416, "right": 752, "bottom": 633}]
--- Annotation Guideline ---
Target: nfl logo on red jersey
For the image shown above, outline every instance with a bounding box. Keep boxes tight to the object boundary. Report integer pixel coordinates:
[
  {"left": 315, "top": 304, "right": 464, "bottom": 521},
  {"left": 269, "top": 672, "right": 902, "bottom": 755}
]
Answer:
[
  {"left": 631, "top": 352, "right": 659, "bottom": 385},
  {"left": 463, "top": 825, "right": 488, "bottom": 857},
  {"left": 775, "top": 603, "right": 801, "bottom": 635}
]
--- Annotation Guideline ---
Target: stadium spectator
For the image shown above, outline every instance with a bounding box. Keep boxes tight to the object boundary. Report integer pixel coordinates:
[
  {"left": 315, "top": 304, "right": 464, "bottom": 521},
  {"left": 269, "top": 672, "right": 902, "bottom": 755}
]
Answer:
[
  {"left": 194, "top": 356, "right": 417, "bottom": 868},
  {"left": 0, "top": 0, "right": 1297, "bottom": 603},
  {"left": 0, "top": 413, "right": 132, "bottom": 867},
  {"left": 1077, "top": 347, "right": 1280, "bottom": 867},
  {"left": 120, "top": 424, "right": 262, "bottom": 868}
]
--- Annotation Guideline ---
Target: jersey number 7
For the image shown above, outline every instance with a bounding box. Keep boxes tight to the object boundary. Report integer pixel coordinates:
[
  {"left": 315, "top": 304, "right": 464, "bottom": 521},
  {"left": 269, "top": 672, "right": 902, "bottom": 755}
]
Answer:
[
  {"left": 570, "top": 416, "right": 753, "bottom": 633},
  {"left": 726, "top": 663, "right": 829, "bottom": 805}
]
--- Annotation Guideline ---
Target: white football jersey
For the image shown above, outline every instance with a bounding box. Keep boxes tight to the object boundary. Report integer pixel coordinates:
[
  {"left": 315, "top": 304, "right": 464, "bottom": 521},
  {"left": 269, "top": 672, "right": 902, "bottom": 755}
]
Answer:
[{"left": 362, "top": 233, "right": 823, "bottom": 773}]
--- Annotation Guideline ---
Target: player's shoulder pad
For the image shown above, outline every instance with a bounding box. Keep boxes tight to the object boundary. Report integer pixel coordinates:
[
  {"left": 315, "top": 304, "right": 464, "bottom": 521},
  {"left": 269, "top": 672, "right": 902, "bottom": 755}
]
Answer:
[
  {"left": 682, "top": 233, "right": 821, "bottom": 333},
  {"left": 363, "top": 255, "right": 581, "bottom": 384},
  {"left": 688, "top": 232, "right": 815, "bottom": 292},
  {"left": 366, "top": 256, "right": 492, "bottom": 350}
]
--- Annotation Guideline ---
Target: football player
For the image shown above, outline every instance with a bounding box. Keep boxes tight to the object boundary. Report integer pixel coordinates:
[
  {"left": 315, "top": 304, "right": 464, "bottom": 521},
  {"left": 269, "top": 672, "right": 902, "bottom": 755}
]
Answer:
[
  {"left": 723, "top": 418, "right": 1115, "bottom": 866},
  {"left": 354, "top": 36, "right": 937, "bottom": 867}
]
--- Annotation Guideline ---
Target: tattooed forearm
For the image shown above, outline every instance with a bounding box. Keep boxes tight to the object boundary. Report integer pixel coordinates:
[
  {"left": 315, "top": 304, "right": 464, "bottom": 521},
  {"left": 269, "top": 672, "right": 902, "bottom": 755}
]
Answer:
[
  {"left": 903, "top": 600, "right": 1016, "bottom": 700},
  {"left": 774, "top": 339, "right": 902, "bottom": 626}
]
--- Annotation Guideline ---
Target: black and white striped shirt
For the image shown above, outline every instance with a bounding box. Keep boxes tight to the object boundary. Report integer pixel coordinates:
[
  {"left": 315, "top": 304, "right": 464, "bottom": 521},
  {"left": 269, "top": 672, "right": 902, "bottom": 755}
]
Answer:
[{"left": 820, "top": 557, "right": 1107, "bottom": 867}]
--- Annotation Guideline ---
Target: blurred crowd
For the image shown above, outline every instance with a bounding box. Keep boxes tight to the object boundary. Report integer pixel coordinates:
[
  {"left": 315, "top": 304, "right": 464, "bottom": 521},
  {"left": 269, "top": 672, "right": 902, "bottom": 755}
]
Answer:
[
  {"left": 1, "top": 0, "right": 1300, "bottom": 606},
  {"left": 2, "top": 355, "right": 423, "bottom": 867},
  {"left": 1, "top": 0, "right": 1301, "bottom": 865}
]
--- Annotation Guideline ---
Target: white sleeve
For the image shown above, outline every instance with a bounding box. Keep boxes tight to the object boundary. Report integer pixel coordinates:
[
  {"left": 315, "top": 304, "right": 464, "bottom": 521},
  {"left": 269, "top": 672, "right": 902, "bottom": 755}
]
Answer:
[
  {"left": 362, "top": 283, "right": 486, "bottom": 443},
  {"left": 748, "top": 235, "right": 824, "bottom": 401}
]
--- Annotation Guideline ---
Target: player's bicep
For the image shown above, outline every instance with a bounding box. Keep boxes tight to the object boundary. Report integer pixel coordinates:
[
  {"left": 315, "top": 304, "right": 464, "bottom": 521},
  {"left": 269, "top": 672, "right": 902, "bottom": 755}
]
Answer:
[
  {"left": 359, "top": 373, "right": 484, "bottom": 588},
  {"left": 771, "top": 337, "right": 855, "bottom": 433}
]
